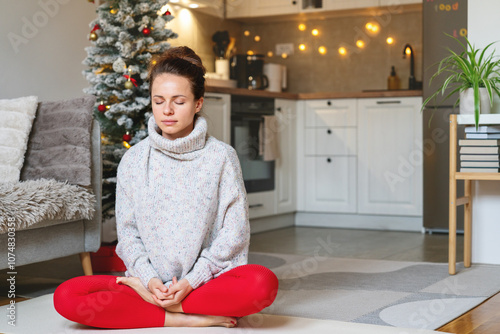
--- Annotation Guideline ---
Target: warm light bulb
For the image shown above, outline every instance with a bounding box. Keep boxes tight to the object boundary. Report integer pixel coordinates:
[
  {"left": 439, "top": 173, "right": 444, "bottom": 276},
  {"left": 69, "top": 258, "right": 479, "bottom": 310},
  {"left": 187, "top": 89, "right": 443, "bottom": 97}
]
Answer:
[
  {"left": 188, "top": 3, "right": 199, "bottom": 8},
  {"left": 299, "top": 43, "right": 306, "bottom": 51},
  {"left": 311, "top": 29, "right": 319, "bottom": 36},
  {"left": 244, "top": 30, "right": 250, "bottom": 36},
  {"left": 281, "top": 53, "right": 288, "bottom": 59},
  {"left": 318, "top": 46, "right": 327, "bottom": 55},
  {"left": 365, "top": 22, "right": 373, "bottom": 30},
  {"left": 298, "top": 23, "right": 306, "bottom": 31},
  {"left": 356, "top": 40, "right": 365, "bottom": 48},
  {"left": 371, "top": 24, "right": 379, "bottom": 33},
  {"left": 254, "top": 35, "right": 261, "bottom": 42},
  {"left": 338, "top": 47, "right": 347, "bottom": 55},
  {"left": 405, "top": 47, "right": 412, "bottom": 55},
  {"left": 247, "top": 50, "right": 254, "bottom": 55},
  {"left": 386, "top": 37, "right": 394, "bottom": 44}
]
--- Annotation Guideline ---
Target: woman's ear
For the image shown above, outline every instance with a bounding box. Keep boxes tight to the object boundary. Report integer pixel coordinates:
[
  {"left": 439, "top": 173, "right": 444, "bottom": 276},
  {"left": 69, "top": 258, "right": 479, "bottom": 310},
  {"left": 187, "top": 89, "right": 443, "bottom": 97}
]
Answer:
[{"left": 195, "top": 97, "right": 204, "bottom": 113}]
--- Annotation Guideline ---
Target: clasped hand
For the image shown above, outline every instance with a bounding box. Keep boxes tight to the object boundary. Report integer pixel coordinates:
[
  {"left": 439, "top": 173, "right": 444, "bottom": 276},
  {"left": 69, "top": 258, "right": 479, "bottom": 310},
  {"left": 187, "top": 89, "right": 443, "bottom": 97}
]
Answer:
[{"left": 148, "top": 276, "right": 193, "bottom": 308}]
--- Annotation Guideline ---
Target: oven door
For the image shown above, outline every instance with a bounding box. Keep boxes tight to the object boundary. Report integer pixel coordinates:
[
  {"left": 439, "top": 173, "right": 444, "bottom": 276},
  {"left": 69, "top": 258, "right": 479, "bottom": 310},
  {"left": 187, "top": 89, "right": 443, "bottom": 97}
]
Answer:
[{"left": 231, "top": 115, "right": 275, "bottom": 193}]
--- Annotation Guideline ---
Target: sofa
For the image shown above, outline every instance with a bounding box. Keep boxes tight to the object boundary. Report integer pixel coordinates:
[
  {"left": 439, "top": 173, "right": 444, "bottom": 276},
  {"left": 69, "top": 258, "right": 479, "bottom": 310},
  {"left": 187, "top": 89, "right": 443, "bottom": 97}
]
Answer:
[{"left": 0, "top": 96, "right": 102, "bottom": 275}]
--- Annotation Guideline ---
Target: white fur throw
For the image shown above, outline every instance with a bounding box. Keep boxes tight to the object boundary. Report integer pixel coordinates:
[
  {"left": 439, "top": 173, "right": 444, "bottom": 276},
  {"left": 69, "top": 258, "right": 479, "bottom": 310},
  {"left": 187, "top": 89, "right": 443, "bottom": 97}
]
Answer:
[
  {"left": 0, "top": 96, "right": 38, "bottom": 183},
  {"left": 0, "top": 179, "right": 95, "bottom": 234}
]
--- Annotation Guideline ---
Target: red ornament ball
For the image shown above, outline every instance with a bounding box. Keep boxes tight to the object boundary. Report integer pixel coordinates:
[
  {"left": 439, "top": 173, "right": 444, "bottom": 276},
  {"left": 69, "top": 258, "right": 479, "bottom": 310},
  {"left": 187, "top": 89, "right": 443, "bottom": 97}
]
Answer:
[
  {"left": 97, "top": 104, "right": 106, "bottom": 112},
  {"left": 123, "top": 133, "right": 132, "bottom": 142},
  {"left": 142, "top": 27, "right": 151, "bottom": 36},
  {"left": 164, "top": 9, "right": 171, "bottom": 16}
]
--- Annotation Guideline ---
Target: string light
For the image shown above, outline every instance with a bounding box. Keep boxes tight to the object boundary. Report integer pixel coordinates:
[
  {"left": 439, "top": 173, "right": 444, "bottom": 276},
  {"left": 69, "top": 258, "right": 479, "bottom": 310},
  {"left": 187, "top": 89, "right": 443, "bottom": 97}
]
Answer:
[
  {"left": 299, "top": 43, "right": 306, "bottom": 51},
  {"left": 386, "top": 37, "right": 394, "bottom": 44},
  {"left": 318, "top": 46, "right": 327, "bottom": 55},
  {"left": 338, "top": 47, "right": 347, "bottom": 56},
  {"left": 356, "top": 40, "right": 365, "bottom": 48},
  {"left": 311, "top": 29, "right": 319, "bottom": 36},
  {"left": 244, "top": 30, "right": 250, "bottom": 37},
  {"left": 247, "top": 50, "right": 254, "bottom": 55},
  {"left": 254, "top": 35, "right": 261, "bottom": 42},
  {"left": 267, "top": 51, "right": 274, "bottom": 57},
  {"left": 298, "top": 23, "right": 306, "bottom": 31}
]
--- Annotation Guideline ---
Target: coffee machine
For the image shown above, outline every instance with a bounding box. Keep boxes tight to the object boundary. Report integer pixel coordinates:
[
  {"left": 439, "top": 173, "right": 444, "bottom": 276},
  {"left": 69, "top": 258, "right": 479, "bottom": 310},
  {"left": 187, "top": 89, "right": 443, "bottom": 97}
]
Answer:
[{"left": 230, "top": 54, "right": 268, "bottom": 90}]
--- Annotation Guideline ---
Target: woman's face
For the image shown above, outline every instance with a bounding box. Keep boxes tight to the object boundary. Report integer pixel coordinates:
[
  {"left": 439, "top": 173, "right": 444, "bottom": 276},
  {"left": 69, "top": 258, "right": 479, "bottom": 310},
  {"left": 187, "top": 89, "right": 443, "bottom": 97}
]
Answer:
[{"left": 151, "top": 73, "right": 203, "bottom": 140}]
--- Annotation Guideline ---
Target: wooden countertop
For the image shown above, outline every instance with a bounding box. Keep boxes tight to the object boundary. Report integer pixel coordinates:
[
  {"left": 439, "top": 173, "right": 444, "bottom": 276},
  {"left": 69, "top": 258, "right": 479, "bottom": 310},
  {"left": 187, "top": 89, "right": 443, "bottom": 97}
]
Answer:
[{"left": 206, "top": 85, "right": 422, "bottom": 100}]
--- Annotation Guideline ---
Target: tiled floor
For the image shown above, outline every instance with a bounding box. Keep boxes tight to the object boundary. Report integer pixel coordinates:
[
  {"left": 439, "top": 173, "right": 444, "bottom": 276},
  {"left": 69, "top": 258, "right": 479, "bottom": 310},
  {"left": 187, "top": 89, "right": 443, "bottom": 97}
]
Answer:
[{"left": 0, "top": 227, "right": 463, "bottom": 301}]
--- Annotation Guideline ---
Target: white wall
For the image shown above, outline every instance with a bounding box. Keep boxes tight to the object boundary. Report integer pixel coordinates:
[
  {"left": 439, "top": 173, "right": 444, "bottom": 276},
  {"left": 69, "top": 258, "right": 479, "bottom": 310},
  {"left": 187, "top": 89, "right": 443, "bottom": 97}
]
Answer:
[
  {"left": 0, "top": 0, "right": 97, "bottom": 101},
  {"left": 468, "top": 0, "right": 500, "bottom": 265}
]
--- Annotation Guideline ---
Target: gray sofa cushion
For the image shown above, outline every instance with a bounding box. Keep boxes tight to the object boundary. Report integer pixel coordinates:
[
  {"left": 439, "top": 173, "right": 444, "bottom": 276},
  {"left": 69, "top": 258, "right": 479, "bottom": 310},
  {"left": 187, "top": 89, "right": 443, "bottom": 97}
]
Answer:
[
  {"left": 21, "top": 95, "right": 96, "bottom": 186},
  {"left": 0, "top": 178, "right": 95, "bottom": 234}
]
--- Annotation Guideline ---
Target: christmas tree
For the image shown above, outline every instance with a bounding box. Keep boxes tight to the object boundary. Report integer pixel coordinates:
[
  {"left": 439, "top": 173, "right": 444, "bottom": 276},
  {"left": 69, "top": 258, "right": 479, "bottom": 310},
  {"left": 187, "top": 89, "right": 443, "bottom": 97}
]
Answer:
[{"left": 83, "top": 0, "right": 177, "bottom": 219}]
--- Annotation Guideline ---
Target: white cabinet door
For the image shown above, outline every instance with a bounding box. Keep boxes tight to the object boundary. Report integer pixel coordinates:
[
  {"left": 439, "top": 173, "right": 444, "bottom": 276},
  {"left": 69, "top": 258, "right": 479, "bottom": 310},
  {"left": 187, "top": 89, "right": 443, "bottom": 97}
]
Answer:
[
  {"left": 251, "top": 0, "right": 300, "bottom": 16},
  {"left": 357, "top": 97, "right": 423, "bottom": 216},
  {"left": 325, "top": 0, "right": 381, "bottom": 11},
  {"left": 226, "top": 0, "right": 253, "bottom": 18},
  {"left": 379, "top": 0, "right": 421, "bottom": 6},
  {"left": 305, "top": 99, "right": 357, "bottom": 127},
  {"left": 275, "top": 99, "right": 297, "bottom": 214},
  {"left": 305, "top": 156, "right": 357, "bottom": 213},
  {"left": 203, "top": 93, "right": 230, "bottom": 145}
]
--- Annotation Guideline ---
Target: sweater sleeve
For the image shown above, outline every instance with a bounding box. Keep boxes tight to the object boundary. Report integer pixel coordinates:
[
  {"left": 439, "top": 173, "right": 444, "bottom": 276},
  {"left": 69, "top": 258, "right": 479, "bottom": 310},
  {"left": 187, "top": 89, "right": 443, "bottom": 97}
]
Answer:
[
  {"left": 183, "top": 147, "right": 250, "bottom": 289},
  {"left": 115, "top": 162, "right": 161, "bottom": 289}
]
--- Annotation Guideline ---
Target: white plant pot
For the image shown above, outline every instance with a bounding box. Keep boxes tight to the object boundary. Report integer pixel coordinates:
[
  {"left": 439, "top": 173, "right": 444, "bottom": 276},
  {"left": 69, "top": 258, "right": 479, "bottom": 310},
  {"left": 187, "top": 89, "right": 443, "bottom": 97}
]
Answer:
[{"left": 460, "top": 87, "right": 491, "bottom": 115}]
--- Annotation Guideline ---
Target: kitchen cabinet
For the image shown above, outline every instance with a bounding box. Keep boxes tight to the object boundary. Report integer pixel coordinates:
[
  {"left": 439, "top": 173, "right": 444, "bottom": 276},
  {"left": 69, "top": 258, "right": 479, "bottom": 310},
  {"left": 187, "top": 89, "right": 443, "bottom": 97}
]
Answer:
[
  {"left": 325, "top": 0, "right": 381, "bottom": 11},
  {"left": 357, "top": 97, "right": 422, "bottom": 216},
  {"left": 227, "top": 0, "right": 299, "bottom": 18},
  {"left": 275, "top": 99, "right": 297, "bottom": 214},
  {"left": 379, "top": 0, "right": 421, "bottom": 6},
  {"left": 302, "top": 99, "right": 357, "bottom": 213},
  {"left": 203, "top": 93, "right": 231, "bottom": 145}
]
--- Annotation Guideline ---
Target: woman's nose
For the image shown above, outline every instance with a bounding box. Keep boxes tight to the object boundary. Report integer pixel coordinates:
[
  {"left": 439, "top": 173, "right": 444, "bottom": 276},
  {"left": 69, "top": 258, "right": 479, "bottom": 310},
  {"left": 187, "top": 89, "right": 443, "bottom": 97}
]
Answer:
[{"left": 163, "top": 103, "right": 174, "bottom": 115}]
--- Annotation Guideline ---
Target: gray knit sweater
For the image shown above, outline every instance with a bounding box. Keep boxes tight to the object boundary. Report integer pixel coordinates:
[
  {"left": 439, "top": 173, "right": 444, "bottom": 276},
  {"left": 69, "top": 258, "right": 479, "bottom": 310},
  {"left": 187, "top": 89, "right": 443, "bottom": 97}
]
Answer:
[{"left": 115, "top": 116, "right": 250, "bottom": 290}]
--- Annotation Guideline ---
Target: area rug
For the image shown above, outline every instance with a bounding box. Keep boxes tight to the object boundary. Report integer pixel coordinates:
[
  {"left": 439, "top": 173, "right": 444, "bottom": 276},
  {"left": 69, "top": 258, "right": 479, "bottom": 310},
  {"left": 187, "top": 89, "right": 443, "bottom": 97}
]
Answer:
[
  {"left": 0, "top": 294, "right": 447, "bottom": 334},
  {"left": 247, "top": 252, "right": 500, "bottom": 330}
]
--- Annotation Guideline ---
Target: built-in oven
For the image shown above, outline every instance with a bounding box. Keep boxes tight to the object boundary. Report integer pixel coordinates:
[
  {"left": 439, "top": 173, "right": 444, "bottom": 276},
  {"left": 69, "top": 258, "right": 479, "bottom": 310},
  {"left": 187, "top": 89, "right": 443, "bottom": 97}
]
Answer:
[{"left": 230, "top": 95, "right": 275, "bottom": 193}]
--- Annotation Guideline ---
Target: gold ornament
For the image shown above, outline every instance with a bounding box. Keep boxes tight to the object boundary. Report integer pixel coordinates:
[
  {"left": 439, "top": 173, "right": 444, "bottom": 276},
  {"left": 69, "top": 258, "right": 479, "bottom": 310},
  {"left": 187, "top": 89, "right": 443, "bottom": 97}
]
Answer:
[
  {"left": 124, "top": 81, "right": 134, "bottom": 89},
  {"left": 89, "top": 32, "right": 98, "bottom": 41},
  {"left": 110, "top": 8, "right": 118, "bottom": 14},
  {"left": 122, "top": 141, "right": 131, "bottom": 149}
]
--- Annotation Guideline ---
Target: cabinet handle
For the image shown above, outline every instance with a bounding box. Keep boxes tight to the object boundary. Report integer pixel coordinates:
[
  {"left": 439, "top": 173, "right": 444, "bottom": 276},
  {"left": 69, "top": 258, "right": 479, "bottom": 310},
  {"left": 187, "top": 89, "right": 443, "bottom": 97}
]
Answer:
[
  {"left": 292, "top": 0, "right": 297, "bottom": 4},
  {"left": 276, "top": 107, "right": 282, "bottom": 112},
  {"left": 327, "top": 129, "right": 332, "bottom": 134},
  {"left": 205, "top": 96, "right": 223, "bottom": 100},
  {"left": 327, "top": 101, "right": 332, "bottom": 106},
  {"left": 249, "top": 204, "right": 264, "bottom": 208},
  {"left": 327, "top": 158, "right": 331, "bottom": 163},
  {"left": 376, "top": 100, "right": 401, "bottom": 104}
]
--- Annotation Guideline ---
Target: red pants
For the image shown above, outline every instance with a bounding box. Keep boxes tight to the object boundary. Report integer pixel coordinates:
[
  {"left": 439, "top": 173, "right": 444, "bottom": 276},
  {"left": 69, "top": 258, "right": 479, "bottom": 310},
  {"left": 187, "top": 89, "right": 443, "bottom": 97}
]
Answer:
[{"left": 53, "top": 264, "right": 278, "bottom": 329}]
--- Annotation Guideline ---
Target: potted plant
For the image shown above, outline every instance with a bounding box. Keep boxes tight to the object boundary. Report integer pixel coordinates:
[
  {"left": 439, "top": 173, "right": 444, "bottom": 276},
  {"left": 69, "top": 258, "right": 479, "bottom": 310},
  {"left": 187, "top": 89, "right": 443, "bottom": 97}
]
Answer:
[{"left": 422, "top": 34, "right": 500, "bottom": 129}]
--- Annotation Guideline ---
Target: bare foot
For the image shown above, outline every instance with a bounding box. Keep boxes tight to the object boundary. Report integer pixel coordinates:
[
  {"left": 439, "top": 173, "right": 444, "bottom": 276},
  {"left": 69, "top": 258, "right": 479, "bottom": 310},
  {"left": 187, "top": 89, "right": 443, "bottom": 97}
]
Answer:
[
  {"left": 116, "top": 276, "right": 156, "bottom": 305},
  {"left": 164, "top": 312, "right": 237, "bottom": 328}
]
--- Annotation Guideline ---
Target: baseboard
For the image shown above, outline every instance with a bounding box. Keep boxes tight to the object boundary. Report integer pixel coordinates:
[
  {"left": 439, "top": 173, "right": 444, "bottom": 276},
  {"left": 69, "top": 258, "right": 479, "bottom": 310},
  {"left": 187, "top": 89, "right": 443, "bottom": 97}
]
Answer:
[
  {"left": 250, "top": 213, "right": 295, "bottom": 234},
  {"left": 295, "top": 211, "right": 423, "bottom": 232}
]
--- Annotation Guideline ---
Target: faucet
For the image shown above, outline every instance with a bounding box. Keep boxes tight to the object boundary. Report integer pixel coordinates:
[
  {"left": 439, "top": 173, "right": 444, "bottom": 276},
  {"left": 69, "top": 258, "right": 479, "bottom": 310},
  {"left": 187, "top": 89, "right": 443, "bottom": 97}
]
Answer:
[{"left": 402, "top": 43, "right": 416, "bottom": 90}]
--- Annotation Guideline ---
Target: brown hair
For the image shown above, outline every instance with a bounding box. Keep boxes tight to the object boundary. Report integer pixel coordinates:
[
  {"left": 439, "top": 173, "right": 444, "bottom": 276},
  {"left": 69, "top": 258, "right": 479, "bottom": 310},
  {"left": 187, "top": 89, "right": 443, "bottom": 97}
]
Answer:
[{"left": 148, "top": 46, "right": 206, "bottom": 101}]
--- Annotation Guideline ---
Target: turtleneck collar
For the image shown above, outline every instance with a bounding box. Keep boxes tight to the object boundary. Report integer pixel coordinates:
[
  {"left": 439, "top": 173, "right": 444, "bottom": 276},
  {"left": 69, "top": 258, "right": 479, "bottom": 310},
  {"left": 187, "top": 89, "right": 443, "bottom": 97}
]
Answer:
[{"left": 148, "top": 115, "right": 208, "bottom": 160}]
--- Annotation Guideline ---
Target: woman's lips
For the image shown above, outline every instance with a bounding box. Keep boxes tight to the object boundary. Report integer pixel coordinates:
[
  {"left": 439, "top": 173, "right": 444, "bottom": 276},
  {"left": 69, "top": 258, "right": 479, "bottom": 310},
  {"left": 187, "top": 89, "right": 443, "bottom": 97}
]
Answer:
[{"left": 162, "top": 120, "right": 177, "bottom": 125}]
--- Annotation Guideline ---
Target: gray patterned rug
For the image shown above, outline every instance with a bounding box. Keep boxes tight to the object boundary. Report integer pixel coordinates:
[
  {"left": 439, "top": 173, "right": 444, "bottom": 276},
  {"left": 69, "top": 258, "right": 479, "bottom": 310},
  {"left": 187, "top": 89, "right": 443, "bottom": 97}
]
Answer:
[{"left": 248, "top": 252, "right": 500, "bottom": 330}]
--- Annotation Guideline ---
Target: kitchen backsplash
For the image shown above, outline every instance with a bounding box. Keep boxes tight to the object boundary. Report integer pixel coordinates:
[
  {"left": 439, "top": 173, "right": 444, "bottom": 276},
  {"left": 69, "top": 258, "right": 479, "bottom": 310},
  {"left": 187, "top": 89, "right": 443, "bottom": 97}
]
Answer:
[
  {"left": 169, "top": 6, "right": 421, "bottom": 94},
  {"left": 239, "top": 9, "right": 422, "bottom": 93}
]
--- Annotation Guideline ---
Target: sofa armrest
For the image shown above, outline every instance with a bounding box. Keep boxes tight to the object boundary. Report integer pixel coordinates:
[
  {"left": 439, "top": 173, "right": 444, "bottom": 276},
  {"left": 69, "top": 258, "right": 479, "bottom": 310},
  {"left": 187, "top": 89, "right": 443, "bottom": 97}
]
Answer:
[{"left": 83, "top": 118, "right": 102, "bottom": 252}]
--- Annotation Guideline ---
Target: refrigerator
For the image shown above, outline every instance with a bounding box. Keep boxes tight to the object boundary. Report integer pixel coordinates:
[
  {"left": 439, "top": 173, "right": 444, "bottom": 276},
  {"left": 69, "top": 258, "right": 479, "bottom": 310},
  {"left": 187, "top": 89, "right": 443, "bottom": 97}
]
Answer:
[{"left": 422, "top": 0, "right": 467, "bottom": 232}]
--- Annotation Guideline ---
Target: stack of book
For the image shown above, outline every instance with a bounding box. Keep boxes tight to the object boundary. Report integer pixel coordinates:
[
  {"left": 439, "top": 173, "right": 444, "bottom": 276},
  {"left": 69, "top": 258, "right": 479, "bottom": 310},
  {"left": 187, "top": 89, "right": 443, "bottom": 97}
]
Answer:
[{"left": 459, "top": 125, "right": 500, "bottom": 173}]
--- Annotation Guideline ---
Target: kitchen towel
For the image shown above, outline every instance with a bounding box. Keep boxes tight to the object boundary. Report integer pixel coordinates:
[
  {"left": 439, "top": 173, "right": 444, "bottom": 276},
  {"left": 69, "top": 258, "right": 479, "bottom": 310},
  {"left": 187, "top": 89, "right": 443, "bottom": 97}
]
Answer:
[{"left": 258, "top": 115, "right": 280, "bottom": 161}]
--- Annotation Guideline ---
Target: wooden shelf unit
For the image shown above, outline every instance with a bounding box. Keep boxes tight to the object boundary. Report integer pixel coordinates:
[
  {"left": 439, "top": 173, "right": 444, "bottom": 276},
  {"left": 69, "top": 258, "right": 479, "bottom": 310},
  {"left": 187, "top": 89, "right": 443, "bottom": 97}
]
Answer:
[{"left": 449, "top": 114, "right": 500, "bottom": 275}]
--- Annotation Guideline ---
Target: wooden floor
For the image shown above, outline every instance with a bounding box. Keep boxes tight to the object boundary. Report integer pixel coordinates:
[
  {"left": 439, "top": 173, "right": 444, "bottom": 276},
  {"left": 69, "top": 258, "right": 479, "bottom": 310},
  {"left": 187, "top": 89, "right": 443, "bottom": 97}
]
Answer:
[{"left": 1, "top": 226, "right": 499, "bottom": 333}]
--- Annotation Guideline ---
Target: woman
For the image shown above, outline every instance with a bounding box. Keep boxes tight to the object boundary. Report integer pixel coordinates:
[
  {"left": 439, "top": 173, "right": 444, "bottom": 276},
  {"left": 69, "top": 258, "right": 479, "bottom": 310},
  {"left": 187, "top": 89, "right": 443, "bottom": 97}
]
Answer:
[{"left": 53, "top": 46, "right": 279, "bottom": 329}]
